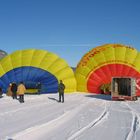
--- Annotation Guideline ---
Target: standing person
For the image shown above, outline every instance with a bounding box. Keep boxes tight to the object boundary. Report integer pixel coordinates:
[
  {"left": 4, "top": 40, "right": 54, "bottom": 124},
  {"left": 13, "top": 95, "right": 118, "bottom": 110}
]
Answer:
[
  {"left": 7, "top": 83, "right": 12, "bottom": 96},
  {"left": 58, "top": 80, "right": 65, "bottom": 103},
  {"left": 0, "top": 87, "right": 3, "bottom": 98},
  {"left": 11, "top": 82, "right": 17, "bottom": 99},
  {"left": 37, "top": 82, "right": 41, "bottom": 94},
  {"left": 17, "top": 82, "right": 26, "bottom": 103}
]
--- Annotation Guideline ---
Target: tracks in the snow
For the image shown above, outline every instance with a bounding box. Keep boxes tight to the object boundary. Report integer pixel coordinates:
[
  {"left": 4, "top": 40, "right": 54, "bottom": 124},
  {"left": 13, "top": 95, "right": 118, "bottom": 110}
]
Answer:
[
  {"left": 67, "top": 101, "right": 110, "bottom": 140},
  {"left": 122, "top": 102, "right": 140, "bottom": 140},
  {"left": 11, "top": 99, "right": 92, "bottom": 139}
]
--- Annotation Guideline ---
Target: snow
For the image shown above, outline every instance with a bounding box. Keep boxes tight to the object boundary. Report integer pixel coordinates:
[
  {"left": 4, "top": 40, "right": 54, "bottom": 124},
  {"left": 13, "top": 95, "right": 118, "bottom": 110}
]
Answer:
[{"left": 0, "top": 93, "right": 140, "bottom": 140}]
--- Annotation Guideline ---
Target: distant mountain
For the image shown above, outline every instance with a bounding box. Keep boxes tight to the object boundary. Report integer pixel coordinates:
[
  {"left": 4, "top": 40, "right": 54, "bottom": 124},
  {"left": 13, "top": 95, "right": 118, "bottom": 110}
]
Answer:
[
  {"left": 0, "top": 50, "right": 7, "bottom": 60},
  {"left": 71, "top": 67, "right": 76, "bottom": 72}
]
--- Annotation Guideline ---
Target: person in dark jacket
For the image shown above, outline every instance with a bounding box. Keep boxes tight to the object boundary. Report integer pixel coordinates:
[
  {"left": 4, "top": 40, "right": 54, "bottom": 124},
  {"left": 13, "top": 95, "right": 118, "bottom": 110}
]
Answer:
[
  {"left": 0, "top": 87, "right": 3, "bottom": 98},
  {"left": 58, "top": 80, "right": 65, "bottom": 103},
  {"left": 11, "top": 82, "right": 17, "bottom": 99},
  {"left": 37, "top": 82, "right": 41, "bottom": 94}
]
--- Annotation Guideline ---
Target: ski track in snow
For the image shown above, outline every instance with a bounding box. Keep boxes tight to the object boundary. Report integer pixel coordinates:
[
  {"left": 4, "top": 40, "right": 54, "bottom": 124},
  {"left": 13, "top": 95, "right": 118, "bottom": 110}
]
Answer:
[
  {"left": 1, "top": 94, "right": 90, "bottom": 139},
  {"left": 67, "top": 101, "right": 110, "bottom": 140},
  {"left": 1, "top": 94, "right": 86, "bottom": 139},
  {"left": 10, "top": 99, "right": 93, "bottom": 139},
  {"left": 0, "top": 94, "right": 79, "bottom": 117},
  {"left": 0, "top": 101, "right": 54, "bottom": 117},
  {"left": 1, "top": 94, "right": 140, "bottom": 140},
  {"left": 123, "top": 102, "right": 140, "bottom": 140}
]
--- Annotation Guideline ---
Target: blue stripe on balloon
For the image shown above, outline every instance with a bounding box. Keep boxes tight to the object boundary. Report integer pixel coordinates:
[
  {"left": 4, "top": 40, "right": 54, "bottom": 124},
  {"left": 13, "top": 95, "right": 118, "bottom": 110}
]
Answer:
[{"left": 0, "top": 66, "right": 58, "bottom": 93}]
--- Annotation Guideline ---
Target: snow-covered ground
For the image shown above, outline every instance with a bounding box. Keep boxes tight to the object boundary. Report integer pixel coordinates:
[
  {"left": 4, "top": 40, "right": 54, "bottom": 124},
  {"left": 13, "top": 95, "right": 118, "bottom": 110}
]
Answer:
[{"left": 0, "top": 93, "right": 140, "bottom": 140}]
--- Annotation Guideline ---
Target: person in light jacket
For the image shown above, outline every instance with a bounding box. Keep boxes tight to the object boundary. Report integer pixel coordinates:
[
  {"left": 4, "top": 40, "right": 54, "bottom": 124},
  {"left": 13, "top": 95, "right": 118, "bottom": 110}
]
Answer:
[
  {"left": 17, "top": 82, "right": 26, "bottom": 103},
  {"left": 7, "top": 83, "right": 12, "bottom": 97}
]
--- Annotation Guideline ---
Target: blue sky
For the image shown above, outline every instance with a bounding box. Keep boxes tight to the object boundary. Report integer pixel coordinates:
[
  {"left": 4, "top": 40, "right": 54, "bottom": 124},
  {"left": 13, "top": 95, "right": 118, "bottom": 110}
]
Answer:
[{"left": 0, "top": 0, "right": 140, "bottom": 67}]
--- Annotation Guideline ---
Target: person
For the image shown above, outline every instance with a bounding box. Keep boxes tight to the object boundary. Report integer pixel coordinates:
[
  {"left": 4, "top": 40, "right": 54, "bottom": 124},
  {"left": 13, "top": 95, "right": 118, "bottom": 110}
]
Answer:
[
  {"left": 0, "top": 87, "right": 3, "bottom": 97},
  {"left": 37, "top": 82, "right": 41, "bottom": 94},
  {"left": 58, "top": 80, "right": 65, "bottom": 103},
  {"left": 11, "top": 82, "right": 17, "bottom": 99},
  {"left": 17, "top": 82, "right": 26, "bottom": 103},
  {"left": 7, "top": 83, "right": 13, "bottom": 97}
]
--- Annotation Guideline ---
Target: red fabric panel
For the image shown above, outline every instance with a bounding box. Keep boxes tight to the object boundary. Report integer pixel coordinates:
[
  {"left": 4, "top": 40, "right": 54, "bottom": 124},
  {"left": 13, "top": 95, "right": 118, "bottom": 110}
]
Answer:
[{"left": 87, "top": 64, "right": 140, "bottom": 96}]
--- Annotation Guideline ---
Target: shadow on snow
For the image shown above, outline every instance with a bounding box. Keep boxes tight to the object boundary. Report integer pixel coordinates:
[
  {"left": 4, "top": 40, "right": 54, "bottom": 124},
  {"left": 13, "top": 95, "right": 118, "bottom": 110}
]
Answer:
[
  {"left": 48, "top": 97, "right": 59, "bottom": 102},
  {"left": 85, "top": 94, "right": 111, "bottom": 101}
]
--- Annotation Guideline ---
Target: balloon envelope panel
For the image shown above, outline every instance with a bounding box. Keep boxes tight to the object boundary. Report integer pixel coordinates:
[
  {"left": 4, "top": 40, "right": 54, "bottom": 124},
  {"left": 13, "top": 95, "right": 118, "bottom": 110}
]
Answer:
[{"left": 0, "top": 66, "right": 58, "bottom": 93}]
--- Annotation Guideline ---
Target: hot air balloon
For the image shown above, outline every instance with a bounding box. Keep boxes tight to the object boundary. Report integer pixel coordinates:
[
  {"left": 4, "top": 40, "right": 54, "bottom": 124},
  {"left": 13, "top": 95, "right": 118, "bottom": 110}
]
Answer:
[
  {"left": 0, "top": 49, "right": 76, "bottom": 94},
  {"left": 75, "top": 44, "right": 140, "bottom": 96}
]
